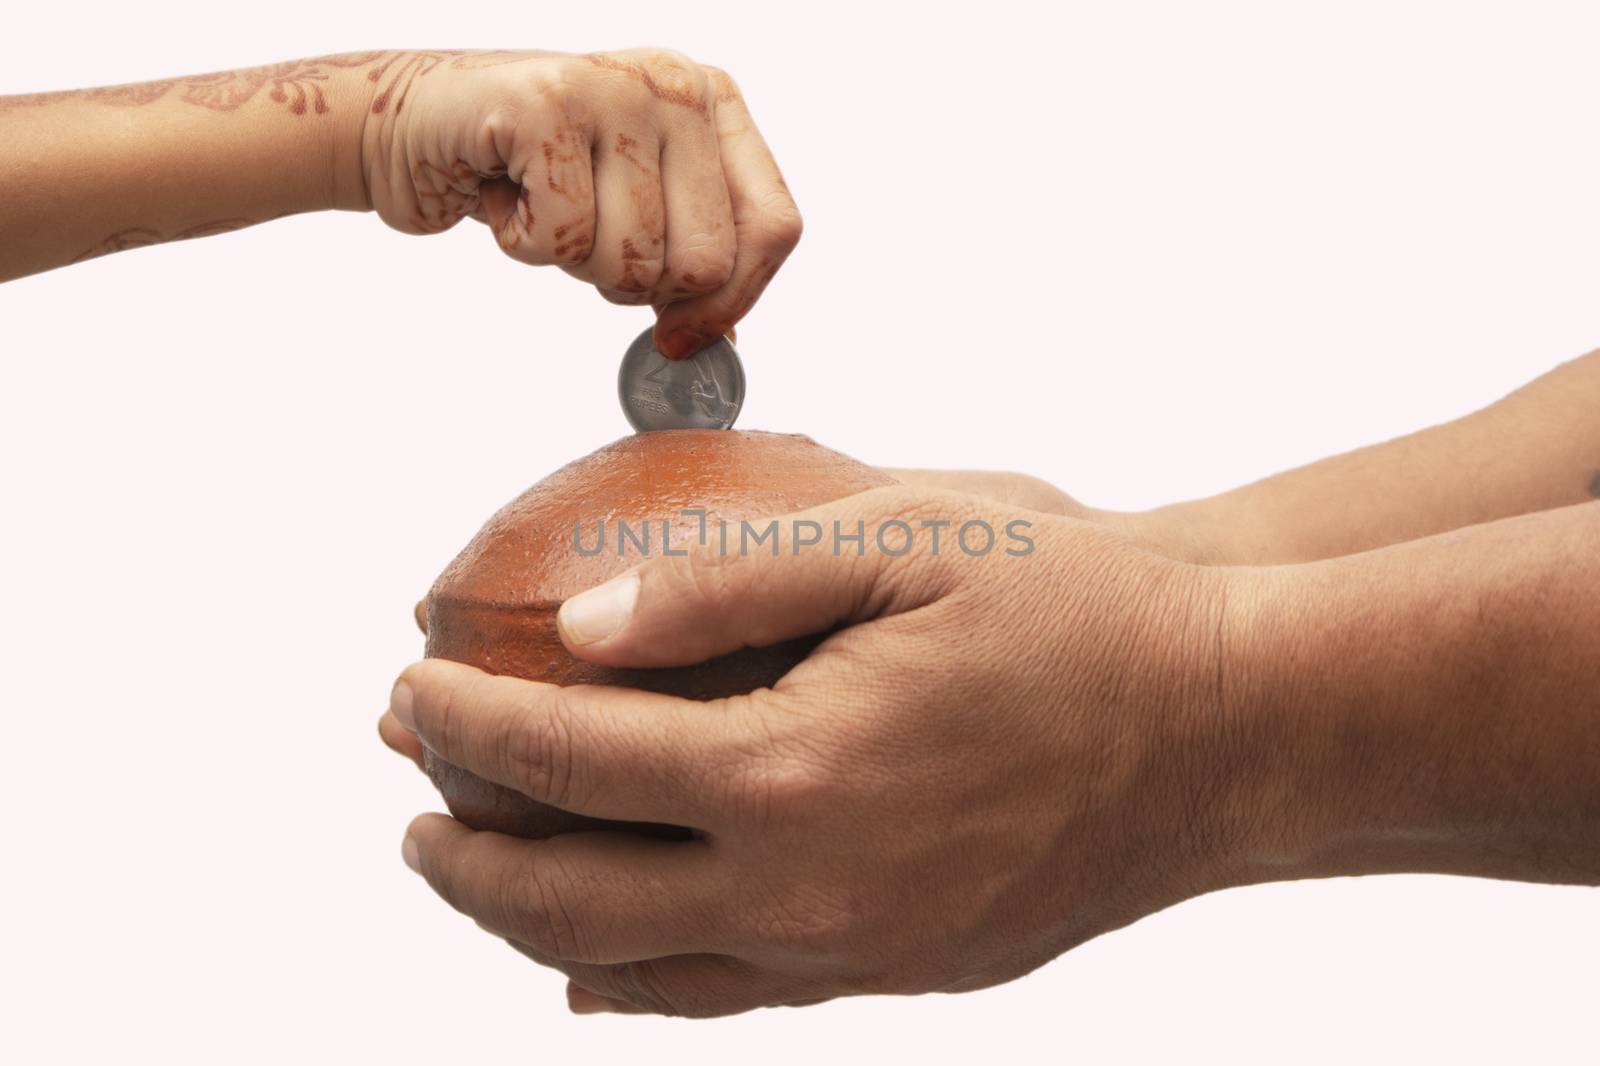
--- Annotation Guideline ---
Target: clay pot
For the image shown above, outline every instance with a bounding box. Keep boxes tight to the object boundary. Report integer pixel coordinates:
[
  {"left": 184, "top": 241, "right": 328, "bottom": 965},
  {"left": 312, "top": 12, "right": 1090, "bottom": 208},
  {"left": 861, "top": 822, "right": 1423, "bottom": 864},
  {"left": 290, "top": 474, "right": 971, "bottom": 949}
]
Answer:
[{"left": 423, "top": 429, "right": 895, "bottom": 839}]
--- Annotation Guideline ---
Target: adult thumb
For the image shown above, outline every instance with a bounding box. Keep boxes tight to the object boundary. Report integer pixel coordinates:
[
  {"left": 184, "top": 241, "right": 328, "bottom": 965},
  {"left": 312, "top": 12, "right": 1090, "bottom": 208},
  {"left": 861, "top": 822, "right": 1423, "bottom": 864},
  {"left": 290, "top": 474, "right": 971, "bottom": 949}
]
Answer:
[{"left": 553, "top": 487, "right": 958, "bottom": 669}]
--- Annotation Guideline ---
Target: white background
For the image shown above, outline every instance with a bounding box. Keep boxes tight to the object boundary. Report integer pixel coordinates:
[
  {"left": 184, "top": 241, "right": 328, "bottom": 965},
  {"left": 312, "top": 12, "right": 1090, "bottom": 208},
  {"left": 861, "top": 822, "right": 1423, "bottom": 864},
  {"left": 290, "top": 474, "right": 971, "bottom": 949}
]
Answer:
[{"left": 2, "top": 1, "right": 1596, "bottom": 1062}]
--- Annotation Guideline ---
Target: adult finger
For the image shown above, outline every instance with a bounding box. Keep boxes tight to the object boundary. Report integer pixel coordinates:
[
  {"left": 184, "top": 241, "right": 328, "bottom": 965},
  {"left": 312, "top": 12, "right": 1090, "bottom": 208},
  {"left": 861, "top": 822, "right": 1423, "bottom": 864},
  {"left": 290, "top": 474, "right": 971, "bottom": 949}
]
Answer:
[
  {"left": 389, "top": 658, "right": 750, "bottom": 828},
  {"left": 555, "top": 486, "right": 972, "bottom": 668},
  {"left": 403, "top": 815, "right": 727, "bottom": 965},
  {"left": 562, "top": 976, "right": 830, "bottom": 1015},
  {"left": 653, "top": 69, "right": 802, "bottom": 358},
  {"left": 379, "top": 710, "right": 426, "bottom": 771},
  {"left": 566, "top": 983, "right": 647, "bottom": 1015},
  {"left": 567, "top": 955, "right": 829, "bottom": 1017},
  {"left": 882, "top": 468, "right": 1081, "bottom": 516},
  {"left": 501, "top": 941, "right": 830, "bottom": 1018}
]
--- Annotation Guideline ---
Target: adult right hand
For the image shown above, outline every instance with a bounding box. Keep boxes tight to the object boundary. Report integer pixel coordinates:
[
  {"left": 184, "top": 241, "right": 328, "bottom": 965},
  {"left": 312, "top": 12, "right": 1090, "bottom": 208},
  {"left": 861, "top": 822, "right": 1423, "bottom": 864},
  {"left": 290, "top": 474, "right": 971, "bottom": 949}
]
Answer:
[{"left": 385, "top": 485, "right": 1251, "bottom": 1016}]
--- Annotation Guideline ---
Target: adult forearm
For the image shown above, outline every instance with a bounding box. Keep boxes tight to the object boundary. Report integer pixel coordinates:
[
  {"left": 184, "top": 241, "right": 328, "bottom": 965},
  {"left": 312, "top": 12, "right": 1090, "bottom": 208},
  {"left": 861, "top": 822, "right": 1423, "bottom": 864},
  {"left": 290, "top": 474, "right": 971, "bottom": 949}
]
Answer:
[
  {"left": 1223, "top": 500, "right": 1600, "bottom": 887},
  {"left": 0, "top": 54, "right": 384, "bottom": 280},
  {"left": 1126, "top": 350, "right": 1600, "bottom": 565}
]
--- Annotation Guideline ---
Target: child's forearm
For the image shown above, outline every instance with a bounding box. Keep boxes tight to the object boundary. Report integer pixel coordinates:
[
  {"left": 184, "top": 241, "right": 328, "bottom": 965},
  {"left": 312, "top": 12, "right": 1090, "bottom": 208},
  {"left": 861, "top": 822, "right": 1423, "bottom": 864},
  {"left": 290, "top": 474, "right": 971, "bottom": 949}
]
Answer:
[{"left": 0, "top": 54, "right": 385, "bottom": 280}]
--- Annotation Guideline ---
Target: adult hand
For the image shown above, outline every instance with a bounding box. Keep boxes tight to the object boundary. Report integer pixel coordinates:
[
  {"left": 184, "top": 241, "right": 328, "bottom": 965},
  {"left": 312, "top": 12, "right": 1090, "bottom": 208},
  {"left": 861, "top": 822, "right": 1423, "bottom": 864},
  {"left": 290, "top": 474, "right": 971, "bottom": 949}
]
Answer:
[
  {"left": 369, "top": 48, "right": 800, "bottom": 357},
  {"left": 386, "top": 486, "right": 1255, "bottom": 1016},
  {"left": 379, "top": 468, "right": 1107, "bottom": 770},
  {"left": 377, "top": 466, "right": 1226, "bottom": 776},
  {"left": 881, "top": 468, "right": 1224, "bottom": 563},
  {"left": 880, "top": 468, "right": 1088, "bottom": 517}
]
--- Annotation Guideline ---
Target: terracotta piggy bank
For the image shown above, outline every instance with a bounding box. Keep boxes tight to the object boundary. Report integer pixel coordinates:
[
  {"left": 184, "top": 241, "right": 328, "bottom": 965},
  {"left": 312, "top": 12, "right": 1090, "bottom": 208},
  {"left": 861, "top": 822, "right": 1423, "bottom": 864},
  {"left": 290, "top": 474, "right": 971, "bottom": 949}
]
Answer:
[{"left": 423, "top": 429, "right": 894, "bottom": 838}]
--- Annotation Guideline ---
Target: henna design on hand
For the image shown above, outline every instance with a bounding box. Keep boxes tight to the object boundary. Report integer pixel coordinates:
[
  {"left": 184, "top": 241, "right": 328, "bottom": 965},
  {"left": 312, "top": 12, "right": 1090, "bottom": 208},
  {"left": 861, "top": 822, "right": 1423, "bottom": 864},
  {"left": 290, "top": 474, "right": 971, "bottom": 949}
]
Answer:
[
  {"left": 486, "top": 184, "right": 538, "bottom": 252},
  {"left": 722, "top": 256, "right": 783, "bottom": 318},
  {"left": 70, "top": 218, "right": 258, "bottom": 264},
  {"left": 542, "top": 125, "right": 588, "bottom": 202},
  {"left": 611, "top": 134, "right": 665, "bottom": 292},
  {"left": 580, "top": 53, "right": 708, "bottom": 116},
  {"left": 515, "top": 184, "right": 536, "bottom": 232},
  {"left": 446, "top": 50, "right": 542, "bottom": 71},
  {"left": 551, "top": 218, "right": 594, "bottom": 264},
  {"left": 617, "top": 135, "right": 664, "bottom": 233},
  {"left": 411, "top": 159, "right": 481, "bottom": 231},
  {"left": 613, "top": 133, "right": 655, "bottom": 174},
  {"left": 616, "top": 238, "right": 651, "bottom": 293}
]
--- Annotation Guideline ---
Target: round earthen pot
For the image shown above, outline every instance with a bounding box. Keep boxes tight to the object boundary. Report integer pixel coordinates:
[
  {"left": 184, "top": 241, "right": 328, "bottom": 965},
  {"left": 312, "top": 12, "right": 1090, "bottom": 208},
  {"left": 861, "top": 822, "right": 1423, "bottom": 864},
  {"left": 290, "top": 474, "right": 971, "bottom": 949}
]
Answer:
[{"left": 423, "top": 429, "right": 895, "bottom": 839}]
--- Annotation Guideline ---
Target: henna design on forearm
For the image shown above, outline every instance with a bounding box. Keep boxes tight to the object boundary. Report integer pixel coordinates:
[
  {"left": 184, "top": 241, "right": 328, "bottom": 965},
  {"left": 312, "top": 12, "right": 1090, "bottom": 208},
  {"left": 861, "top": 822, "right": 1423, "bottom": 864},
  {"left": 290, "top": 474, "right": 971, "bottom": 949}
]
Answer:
[
  {"left": 0, "top": 91, "right": 70, "bottom": 112},
  {"left": 180, "top": 66, "right": 277, "bottom": 112},
  {"left": 1, "top": 49, "right": 549, "bottom": 119},
  {"left": 86, "top": 80, "right": 179, "bottom": 106},
  {"left": 364, "top": 51, "right": 453, "bottom": 115},
  {"left": 0, "top": 50, "right": 451, "bottom": 118},
  {"left": 180, "top": 53, "right": 390, "bottom": 113},
  {"left": 171, "top": 218, "right": 260, "bottom": 240},
  {"left": 70, "top": 218, "right": 259, "bottom": 263},
  {"left": 71, "top": 227, "right": 164, "bottom": 260},
  {"left": 0, "top": 81, "right": 183, "bottom": 112}
]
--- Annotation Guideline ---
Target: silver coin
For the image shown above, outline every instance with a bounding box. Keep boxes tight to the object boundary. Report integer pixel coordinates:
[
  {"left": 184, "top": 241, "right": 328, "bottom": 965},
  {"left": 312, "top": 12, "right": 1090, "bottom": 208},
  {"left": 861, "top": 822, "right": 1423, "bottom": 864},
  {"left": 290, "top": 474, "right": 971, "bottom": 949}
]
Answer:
[{"left": 617, "top": 326, "right": 745, "bottom": 432}]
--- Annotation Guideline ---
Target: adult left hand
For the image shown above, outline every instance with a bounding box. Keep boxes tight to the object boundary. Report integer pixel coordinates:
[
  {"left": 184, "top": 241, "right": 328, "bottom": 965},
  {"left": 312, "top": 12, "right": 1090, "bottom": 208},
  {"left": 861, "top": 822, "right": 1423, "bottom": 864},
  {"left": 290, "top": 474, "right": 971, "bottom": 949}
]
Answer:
[{"left": 384, "top": 486, "right": 1255, "bottom": 1016}]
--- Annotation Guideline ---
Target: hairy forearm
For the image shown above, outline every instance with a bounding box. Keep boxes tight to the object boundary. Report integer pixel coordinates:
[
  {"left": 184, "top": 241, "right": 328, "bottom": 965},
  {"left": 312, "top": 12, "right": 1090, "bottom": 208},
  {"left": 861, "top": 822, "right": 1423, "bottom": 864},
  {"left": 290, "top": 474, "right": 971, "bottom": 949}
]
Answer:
[
  {"left": 0, "top": 54, "right": 395, "bottom": 280},
  {"left": 1223, "top": 500, "right": 1600, "bottom": 887},
  {"left": 1122, "top": 349, "right": 1600, "bottom": 565}
]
